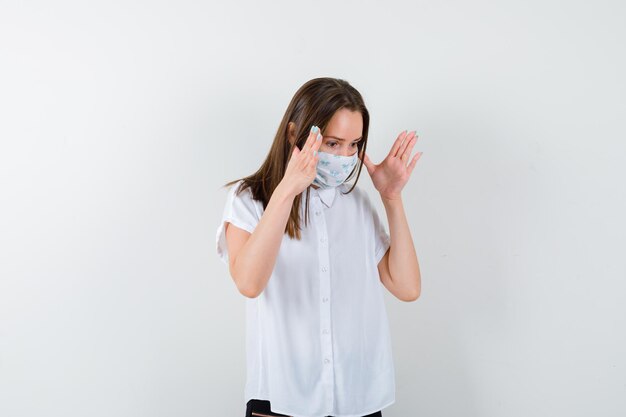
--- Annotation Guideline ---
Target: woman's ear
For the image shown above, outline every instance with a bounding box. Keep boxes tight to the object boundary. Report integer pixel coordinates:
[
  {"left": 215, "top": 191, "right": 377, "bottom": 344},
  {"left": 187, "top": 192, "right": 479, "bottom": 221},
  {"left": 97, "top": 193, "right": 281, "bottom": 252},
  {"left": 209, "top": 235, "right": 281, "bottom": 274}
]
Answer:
[{"left": 287, "top": 122, "right": 296, "bottom": 146}]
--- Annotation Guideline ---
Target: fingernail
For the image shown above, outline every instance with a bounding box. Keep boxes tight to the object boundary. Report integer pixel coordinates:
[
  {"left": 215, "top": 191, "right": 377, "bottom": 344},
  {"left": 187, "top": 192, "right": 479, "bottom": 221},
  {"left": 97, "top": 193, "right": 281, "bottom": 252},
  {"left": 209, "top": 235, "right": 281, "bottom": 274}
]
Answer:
[
  {"left": 317, "top": 133, "right": 322, "bottom": 141},
  {"left": 311, "top": 125, "right": 318, "bottom": 134},
  {"left": 313, "top": 150, "right": 317, "bottom": 156}
]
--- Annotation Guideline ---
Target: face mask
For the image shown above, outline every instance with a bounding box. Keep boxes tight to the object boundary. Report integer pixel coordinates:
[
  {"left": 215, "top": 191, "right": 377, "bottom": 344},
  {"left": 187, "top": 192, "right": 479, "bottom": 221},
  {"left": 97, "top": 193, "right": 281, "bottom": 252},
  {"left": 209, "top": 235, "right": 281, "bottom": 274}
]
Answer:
[{"left": 312, "top": 150, "right": 359, "bottom": 188}]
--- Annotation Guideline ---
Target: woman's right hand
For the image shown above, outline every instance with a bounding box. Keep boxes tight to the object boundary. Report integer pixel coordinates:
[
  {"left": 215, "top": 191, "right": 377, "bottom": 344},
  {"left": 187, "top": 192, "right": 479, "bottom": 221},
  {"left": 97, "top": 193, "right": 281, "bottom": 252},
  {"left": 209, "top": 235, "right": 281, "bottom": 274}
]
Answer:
[{"left": 280, "top": 125, "right": 323, "bottom": 197}]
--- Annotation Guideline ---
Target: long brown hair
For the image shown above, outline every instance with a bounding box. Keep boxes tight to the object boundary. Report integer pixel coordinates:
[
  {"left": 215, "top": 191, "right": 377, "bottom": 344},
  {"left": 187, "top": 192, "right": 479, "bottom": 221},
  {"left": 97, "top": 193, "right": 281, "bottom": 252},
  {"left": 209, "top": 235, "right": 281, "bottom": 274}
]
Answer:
[{"left": 222, "top": 77, "right": 370, "bottom": 240}]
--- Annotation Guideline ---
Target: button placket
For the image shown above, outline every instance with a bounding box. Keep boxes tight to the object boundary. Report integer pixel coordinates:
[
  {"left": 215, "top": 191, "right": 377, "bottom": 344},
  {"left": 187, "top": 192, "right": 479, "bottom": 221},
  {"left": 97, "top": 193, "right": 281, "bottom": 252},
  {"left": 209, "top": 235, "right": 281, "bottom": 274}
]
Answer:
[{"left": 314, "top": 198, "right": 335, "bottom": 413}]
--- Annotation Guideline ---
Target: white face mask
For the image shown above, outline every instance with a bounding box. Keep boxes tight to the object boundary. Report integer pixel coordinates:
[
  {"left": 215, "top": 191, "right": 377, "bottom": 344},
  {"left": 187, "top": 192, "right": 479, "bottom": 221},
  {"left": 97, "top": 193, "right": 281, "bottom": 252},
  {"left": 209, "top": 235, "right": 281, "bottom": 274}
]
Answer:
[{"left": 312, "top": 150, "right": 359, "bottom": 188}]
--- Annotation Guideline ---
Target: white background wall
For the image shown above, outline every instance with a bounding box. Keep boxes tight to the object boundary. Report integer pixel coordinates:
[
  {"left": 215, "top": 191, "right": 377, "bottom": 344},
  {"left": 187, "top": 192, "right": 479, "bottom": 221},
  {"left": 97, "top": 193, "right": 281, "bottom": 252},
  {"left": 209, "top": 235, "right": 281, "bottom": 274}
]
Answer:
[{"left": 1, "top": 1, "right": 625, "bottom": 416}]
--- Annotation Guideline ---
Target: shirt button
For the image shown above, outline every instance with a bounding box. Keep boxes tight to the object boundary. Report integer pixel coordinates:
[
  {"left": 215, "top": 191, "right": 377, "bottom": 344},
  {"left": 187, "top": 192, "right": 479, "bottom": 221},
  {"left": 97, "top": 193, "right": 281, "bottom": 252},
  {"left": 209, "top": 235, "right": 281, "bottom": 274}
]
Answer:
[
  {"left": 324, "top": 358, "right": 330, "bottom": 364},
  {"left": 322, "top": 329, "right": 329, "bottom": 334},
  {"left": 321, "top": 266, "right": 327, "bottom": 272},
  {"left": 315, "top": 211, "right": 321, "bottom": 216},
  {"left": 322, "top": 297, "right": 328, "bottom": 302},
  {"left": 320, "top": 237, "right": 326, "bottom": 243}
]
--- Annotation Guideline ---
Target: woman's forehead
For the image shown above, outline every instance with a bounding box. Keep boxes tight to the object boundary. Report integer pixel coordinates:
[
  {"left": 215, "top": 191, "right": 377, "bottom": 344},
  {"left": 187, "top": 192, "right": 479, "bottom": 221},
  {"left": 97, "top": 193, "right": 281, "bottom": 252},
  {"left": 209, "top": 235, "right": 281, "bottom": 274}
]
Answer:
[{"left": 324, "top": 109, "right": 363, "bottom": 140}]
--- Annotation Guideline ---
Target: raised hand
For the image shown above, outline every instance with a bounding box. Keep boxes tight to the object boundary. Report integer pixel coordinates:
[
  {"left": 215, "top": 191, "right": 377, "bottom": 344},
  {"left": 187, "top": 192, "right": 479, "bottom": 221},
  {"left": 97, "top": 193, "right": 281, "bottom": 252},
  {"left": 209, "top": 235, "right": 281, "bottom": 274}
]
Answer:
[
  {"left": 279, "top": 125, "right": 323, "bottom": 197},
  {"left": 362, "top": 130, "right": 422, "bottom": 200}
]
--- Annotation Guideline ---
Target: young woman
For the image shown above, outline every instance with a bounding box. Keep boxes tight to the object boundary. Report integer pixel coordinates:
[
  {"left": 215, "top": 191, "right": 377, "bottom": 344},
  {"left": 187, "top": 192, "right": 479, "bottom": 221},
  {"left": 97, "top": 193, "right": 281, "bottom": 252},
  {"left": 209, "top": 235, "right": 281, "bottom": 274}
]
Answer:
[{"left": 216, "top": 77, "right": 422, "bottom": 417}]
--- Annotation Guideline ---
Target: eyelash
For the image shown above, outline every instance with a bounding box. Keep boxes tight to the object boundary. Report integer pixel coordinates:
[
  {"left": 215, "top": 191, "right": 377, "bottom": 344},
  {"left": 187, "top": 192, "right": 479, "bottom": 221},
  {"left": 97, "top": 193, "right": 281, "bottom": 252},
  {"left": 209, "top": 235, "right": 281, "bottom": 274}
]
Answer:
[{"left": 328, "top": 142, "right": 359, "bottom": 148}]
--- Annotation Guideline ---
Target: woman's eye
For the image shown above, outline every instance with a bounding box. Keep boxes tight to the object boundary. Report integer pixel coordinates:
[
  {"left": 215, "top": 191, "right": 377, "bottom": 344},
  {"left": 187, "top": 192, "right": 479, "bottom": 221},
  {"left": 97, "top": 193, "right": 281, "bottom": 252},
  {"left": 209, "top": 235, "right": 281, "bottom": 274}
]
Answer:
[
  {"left": 326, "top": 142, "right": 359, "bottom": 148},
  {"left": 328, "top": 142, "right": 358, "bottom": 148}
]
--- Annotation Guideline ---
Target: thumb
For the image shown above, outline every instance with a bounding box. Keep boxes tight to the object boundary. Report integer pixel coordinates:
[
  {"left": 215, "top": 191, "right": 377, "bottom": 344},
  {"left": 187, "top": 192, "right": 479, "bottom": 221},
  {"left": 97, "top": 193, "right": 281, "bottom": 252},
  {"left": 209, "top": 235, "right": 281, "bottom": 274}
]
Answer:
[{"left": 362, "top": 153, "right": 375, "bottom": 173}]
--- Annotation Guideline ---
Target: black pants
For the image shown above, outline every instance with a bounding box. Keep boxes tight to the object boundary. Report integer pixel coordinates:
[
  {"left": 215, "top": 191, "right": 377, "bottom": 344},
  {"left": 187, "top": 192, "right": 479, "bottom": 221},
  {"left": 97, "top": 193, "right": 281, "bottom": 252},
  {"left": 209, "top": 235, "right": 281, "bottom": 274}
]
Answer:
[{"left": 246, "top": 399, "right": 383, "bottom": 417}]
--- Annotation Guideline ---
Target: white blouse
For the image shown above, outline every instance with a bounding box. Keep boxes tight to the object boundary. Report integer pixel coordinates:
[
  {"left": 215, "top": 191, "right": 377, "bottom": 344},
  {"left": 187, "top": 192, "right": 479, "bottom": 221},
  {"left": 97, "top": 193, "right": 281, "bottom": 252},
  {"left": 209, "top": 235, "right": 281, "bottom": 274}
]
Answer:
[{"left": 216, "top": 180, "right": 395, "bottom": 417}]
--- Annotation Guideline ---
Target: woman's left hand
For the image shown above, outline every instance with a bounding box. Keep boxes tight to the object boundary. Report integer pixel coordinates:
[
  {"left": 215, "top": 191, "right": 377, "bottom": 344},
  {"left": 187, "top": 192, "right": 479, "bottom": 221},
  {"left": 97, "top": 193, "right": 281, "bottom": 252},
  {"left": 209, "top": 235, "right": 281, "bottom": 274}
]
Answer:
[{"left": 362, "top": 130, "right": 422, "bottom": 200}]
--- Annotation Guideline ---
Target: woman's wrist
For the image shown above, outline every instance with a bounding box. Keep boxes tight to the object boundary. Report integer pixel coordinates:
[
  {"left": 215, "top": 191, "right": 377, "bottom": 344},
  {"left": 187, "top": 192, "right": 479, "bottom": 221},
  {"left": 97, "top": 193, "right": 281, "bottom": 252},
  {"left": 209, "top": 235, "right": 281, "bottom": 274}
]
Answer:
[{"left": 274, "top": 181, "right": 298, "bottom": 203}]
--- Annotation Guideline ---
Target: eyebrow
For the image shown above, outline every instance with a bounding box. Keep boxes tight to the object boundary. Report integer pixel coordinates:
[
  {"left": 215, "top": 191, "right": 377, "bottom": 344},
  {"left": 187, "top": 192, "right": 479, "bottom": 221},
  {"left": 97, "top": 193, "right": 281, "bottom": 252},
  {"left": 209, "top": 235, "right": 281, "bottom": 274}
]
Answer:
[{"left": 324, "top": 135, "right": 363, "bottom": 142}]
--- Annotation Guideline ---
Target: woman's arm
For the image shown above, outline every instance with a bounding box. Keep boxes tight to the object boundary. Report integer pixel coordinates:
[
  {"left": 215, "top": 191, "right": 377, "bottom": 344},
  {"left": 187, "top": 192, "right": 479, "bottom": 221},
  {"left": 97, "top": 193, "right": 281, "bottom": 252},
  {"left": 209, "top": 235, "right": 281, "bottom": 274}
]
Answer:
[
  {"left": 226, "top": 126, "right": 322, "bottom": 298},
  {"left": 362, "top": 129, "right": 423, "bottom": 302},
  {"left": 377, "top": 194, "right": 421, "bottom": 302},
  {"left": 226, "top": 183, "right": 296, "bottom": 298}
]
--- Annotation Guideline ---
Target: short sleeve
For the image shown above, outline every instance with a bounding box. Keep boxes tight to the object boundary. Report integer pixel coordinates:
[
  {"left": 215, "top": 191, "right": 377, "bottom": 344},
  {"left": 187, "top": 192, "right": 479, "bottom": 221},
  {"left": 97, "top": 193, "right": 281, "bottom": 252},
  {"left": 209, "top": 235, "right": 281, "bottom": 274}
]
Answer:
[
  {"left": 360, "top": 187, "right": 391, "bottom": 265},
  {"left": 215, "top": 181, "right": 261, "bottom": 266}
]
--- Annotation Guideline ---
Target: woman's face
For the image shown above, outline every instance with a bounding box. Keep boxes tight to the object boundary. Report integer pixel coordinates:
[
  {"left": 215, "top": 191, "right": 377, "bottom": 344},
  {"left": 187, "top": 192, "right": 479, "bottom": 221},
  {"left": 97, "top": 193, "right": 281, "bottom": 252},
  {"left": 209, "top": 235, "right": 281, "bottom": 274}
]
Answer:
[{"left": 320, "top": 108, "right": 363, "bottom": 157}]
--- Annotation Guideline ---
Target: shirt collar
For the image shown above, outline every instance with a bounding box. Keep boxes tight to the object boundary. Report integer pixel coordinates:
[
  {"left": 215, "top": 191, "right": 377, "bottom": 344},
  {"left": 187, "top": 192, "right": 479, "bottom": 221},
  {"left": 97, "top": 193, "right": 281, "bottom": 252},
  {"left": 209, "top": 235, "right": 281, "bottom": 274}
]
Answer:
[{"left": 313, "top": 184, "right": 346, "bottom": 208}]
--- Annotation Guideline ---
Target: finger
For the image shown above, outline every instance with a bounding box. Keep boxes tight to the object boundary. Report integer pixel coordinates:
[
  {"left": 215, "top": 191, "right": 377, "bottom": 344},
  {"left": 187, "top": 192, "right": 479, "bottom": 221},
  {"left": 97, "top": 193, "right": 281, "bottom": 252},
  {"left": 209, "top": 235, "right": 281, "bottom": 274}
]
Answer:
[
  {"left": 363, "top": 154, "right": 375, "bottom": 174},
  {"left": 397, "top": 131, "right": 417, "bottom": 159},
  {"left": 301, "top": 139, "right": 320, "bottom": 168},
  {"left": 312, "top": 132, "right": 323, "bottom": 151},
  {"left": 302, "top": 126, "right": 319, "bottom": 154},
  {"left": 302, "top": 136, "right": 320, "bottom": 164},
  {"left": 363, "top": 152, "right": 372, "bottom": 168},
  {"left": 401, "top": 134, "right": 418, "bottom": 164},
  {"left": 305, "top": 132, "right": 323, "bottom": 161},
  {"left": 298, "top": 146, "right": 311, "bottom": 168},
  {"left": 407, "top": 152, "right": 422, "bottom": 175},
  {"left": 388, "top": 130, "right": 408, "bottom": 159},
  {"left": 307, "top": 154, "right": 319, "bottom": 171}
]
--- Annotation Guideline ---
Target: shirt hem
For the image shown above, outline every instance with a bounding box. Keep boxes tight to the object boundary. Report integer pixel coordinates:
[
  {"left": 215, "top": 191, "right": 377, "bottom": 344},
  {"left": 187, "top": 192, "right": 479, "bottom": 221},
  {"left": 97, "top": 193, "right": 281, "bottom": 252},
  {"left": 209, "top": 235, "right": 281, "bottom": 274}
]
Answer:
[{"left": 257, "top": 396, "right": 395, "bottom": 417}]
